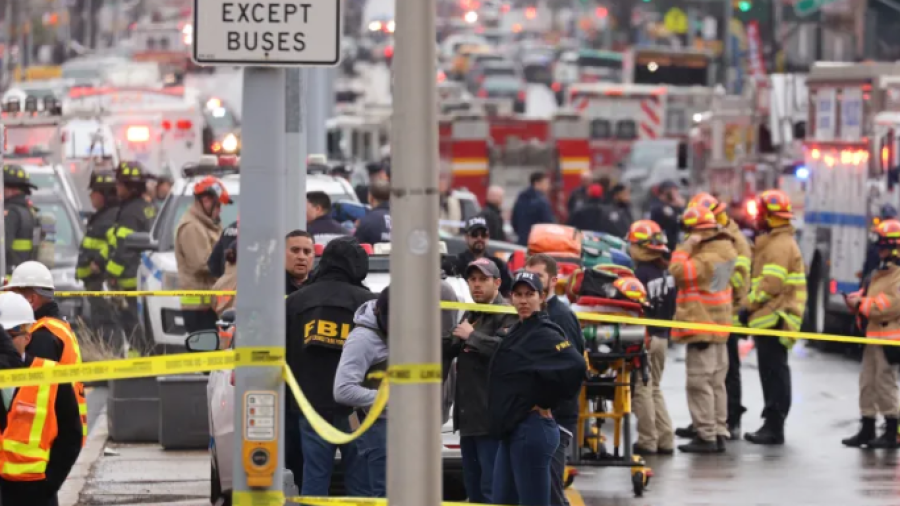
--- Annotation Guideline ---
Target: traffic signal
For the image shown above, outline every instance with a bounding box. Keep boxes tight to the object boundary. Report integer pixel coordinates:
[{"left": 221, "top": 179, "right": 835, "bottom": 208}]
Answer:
[{"left": 737, "top": 0, "right": 752, "bottom": 11}]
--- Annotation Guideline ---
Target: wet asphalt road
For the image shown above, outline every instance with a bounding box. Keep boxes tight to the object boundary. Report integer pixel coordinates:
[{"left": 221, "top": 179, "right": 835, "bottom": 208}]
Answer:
[{"left": 571, "top": 341, "right": 898, "bottom": 506}]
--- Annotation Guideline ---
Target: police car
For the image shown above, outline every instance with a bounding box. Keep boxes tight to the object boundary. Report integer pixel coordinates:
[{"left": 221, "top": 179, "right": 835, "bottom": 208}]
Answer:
[
  {"left": 185, "top": 241, "right": 472, "bottom": 503},
  {"left": 133, "top": 155, "right": 360, "bottom": 350}
]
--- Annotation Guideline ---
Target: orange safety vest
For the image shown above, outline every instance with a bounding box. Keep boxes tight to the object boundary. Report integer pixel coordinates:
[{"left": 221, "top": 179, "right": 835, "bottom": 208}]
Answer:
[
  {"left": 30, "top": 317, "right": 87, "bottom": 444},
  {"left": 1, "top": 358, "right": 59, "bottom": 481}
]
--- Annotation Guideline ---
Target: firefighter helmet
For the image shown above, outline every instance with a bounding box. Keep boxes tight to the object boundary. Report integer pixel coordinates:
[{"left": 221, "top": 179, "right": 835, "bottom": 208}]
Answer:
[
  {"left": 115, "top": 161, "right": 150, "bottom": 184},
  {"left": 88, "top": 170, "right": 116, "bottom": 192},
  {"left": 874, "top": 219, "right": 900, "bottom": 249},
  {"left": 612, "top": 277, "right": 648, "bottom": 305},
  {"left": 3, "top": 165, "right": 37, "bottom": 191},
  {"left": 193, "top": 176, "right": 233, "bottom": 205},
  {"left": 680, "top": 207, "right": 718, "bottom": 231},
  {"left": 757, "top": 189, "right": 793, "bottom": 219},
  {"left": 688, "top": 192, "right": 727, "bottom": 215},
  {"left": 627, "top": 220, "right": 669, "bottom": 252}
]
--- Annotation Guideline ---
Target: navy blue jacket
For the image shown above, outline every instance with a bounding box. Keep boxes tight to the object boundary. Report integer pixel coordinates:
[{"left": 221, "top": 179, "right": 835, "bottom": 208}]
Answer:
[
  {"left": 511, "top": 187, "right": 555, "bottom": 246},
  {"left": 208, "top": 220, "right": 238, "bottom": 278},
  {"left": 633, "top": 260, "right": 677, "bottom": 339},
  {"left": 546, "top": 296, "right": 585, "bottom": 430},
  {"left": 308, "top": 215, "right": 348, "bottom": 245},
  {"left": 488, "top": 312, "right": 586, "bottom": 438},
  {"left": 354, "top": 203, "right": 391, "bottom": 245}
]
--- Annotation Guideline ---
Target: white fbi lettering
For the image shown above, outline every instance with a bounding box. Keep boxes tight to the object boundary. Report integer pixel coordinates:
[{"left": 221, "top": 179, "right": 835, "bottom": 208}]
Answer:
[{"left": 221, "top": 2, "right": 313, "bottom": 53}]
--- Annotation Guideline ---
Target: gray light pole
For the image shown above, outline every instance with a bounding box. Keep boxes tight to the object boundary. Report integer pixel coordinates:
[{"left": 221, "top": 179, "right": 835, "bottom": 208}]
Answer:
[
  {"left": 285, "top": 67, "right": 307, "bottom": 230},
  {"left": 306, "top": 68, "right": 327, "bottom": 155},
  {"left": 231, "top": 67, "right": 286, "bottom": 499},
  {"left": 388, "top": 0, "right": 442, "bottom": 505}
]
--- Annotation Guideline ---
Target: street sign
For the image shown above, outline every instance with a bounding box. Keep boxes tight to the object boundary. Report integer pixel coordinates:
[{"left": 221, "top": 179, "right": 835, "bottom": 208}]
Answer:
[
  {"left": 794, "top": 0, "right": 840, "bottom": 17},
  {"left": 192, "top": 0, "right": 342, "bottom": 67},
  {"left": 664, "top": 7, "right": 689, "bottom": 35}
]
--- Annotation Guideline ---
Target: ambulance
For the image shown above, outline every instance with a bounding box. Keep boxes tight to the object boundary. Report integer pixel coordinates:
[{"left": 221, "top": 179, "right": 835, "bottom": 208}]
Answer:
[
  {"left": 64, "top": 86, "right": 204, "bottom": 176},
  {"left": 800, "top": 62, "right": 900, "bottom": 335}
]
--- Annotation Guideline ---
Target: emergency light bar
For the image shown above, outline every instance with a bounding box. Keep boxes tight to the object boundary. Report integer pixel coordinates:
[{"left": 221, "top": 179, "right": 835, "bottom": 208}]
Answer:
[
  {"left": 182, "top": 155, "right": 240, "bottom": 178},
  {"left": 1, "top": 96, "right": 62, "bottom": 115}
]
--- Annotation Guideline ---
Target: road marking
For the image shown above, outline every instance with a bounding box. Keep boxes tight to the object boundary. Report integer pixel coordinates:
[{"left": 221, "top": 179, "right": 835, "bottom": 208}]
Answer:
[{"left": 566, "top": 487, "right": 586, "bottom": 506}]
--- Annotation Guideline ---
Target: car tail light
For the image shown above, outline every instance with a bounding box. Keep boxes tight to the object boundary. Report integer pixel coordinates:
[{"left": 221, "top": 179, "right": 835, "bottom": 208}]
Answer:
[
  {"left": 478, "top": 89, "right": 487, "bottom": 98},
  {"left": 126, "top": 126, "right": 150, "bottom": 143},
  {"left": 517, "top": 90, "right": 526, "bottom": 101},
  {"left": 384, "top": 46, "right": 394, "bottom": 59},
  {"left": 551, "top": 82, "right": 561, "bottom": 92},
  {"left": 12, "top": 146, "right": 29, "bottom": 155},
  {"left": 829, "top": 279, "right": 838, "bottom": 295},
  {"left": 211, "top": 141, "right": 222, "bottom": 153},
  {"left": 176, "top": 119, "right": 193, "bottom": 130},
  {"left": 161, "top": 120, "right": 172, "bottom": 131}
]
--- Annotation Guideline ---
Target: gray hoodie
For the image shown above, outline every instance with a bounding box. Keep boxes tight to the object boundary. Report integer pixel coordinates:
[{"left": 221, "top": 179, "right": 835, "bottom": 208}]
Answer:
[{"left": 334, "top": 299, "right": 389, "bottom": 413}]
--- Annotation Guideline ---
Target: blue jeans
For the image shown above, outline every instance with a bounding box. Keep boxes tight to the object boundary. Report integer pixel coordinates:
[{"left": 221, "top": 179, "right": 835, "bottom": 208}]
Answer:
[
  {"left": 549, "top": 428, "right": 572, "bottom": 506},
  {"left": 298, "top": 412, "right": 369, "bottom": 500},
  {"left": 357, "top": 417, "right": 388, "bottom": 497},
  {"left": 461, "top": 435, "right": 501, "bottom": 503},
  {"left": 492, "top": 412, "right": 560, "bottom": 506}
]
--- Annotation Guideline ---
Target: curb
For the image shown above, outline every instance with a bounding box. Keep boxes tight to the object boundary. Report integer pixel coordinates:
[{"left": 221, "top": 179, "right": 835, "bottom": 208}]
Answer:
[{"left": 60, "top": 405, "right": 109, "bottom": 506}]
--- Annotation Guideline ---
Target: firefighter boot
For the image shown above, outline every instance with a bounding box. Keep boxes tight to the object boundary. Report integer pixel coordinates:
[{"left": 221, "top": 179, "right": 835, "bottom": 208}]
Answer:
[
  {"left": 868, "top": 418, "right": 900, "bottom": 450},
  {"left": 675, "top": 424, "right": 697, "bottom": 439},
  {"left": 727, "top": 422, "right": 742, "bottom": 441},
  {"left": 841, "top": 417, "right": 876, "bottom": 448},
  {"left": 678, "top": 436, "right": 719, "bottom": 454},
  {"left": 716, "top": 435, "right": 727, "bottom": 453},
  {"left": 744, "top": 418, "right": 785, "bottom": 445}
]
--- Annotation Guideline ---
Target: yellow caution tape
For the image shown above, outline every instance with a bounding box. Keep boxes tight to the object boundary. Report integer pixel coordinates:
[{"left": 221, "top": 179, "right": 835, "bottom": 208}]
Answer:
[
  {"left": 283, "top": 365, "right": 389, "bottom": 445},
  {"left": 233, "top": 490, "right": 286, "bottom": 506},
  {"left": 0, "top": 347, "right": 283, "bottom": 389},
  {"left": 387, "top": 363, "right": 442, "bottom": 384}
]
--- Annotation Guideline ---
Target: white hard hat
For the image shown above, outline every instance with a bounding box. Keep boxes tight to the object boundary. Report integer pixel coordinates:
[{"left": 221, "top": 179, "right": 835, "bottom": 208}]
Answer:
[
  {"left": 4, "top": 261, "right": 55, "bottom": 294},
  {"left": 0, "top": 292, "right": 35, "bottom": 329}
]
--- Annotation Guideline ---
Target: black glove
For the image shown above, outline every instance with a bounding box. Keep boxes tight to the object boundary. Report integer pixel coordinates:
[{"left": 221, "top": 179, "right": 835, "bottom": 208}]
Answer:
[{"left": 738, "top": 308, "right": 750, "bottom": 327}]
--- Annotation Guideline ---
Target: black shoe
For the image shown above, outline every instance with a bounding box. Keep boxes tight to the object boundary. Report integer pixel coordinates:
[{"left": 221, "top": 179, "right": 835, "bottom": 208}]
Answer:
[
  {"left": 675, "top": 424, "right": 697, "bottom": 439},
  {"left": 678, "top": 436, "right": 719, "bottom": 454},
  {"left": 744, "top": 420, "right": 785, "bottom": 445},
  {"left": 632, "top": 443, "right": 656, "bottom": 455},
  {"left": 716, "top": 436, "right": 727, "bottom": 453},
  {"left": 657, "top": 446, "right": 675, "bottom": 455},
  {"left": 842, "top": 417, "right": 877, "bottom": 448},
  {"left": 727, "top": 423, "right": 741, "bottom": 441},
  {"left": 868, "top": 417, "right": 900, "bottom": 449}
]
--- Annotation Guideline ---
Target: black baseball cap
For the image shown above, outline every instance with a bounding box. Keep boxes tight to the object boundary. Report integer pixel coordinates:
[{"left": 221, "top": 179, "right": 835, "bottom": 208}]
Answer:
[
  {"left": 512, "top": 271, "right": 543, "bottom": 292},
  {"left": 466, "top": 258, "right": 501, "bottom": 279},
  {"left": 465, "top": 216, "right": 489, "bottom": 235}
]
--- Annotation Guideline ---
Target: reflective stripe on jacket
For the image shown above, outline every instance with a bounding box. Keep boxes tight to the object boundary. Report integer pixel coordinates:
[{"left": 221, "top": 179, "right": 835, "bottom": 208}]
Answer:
[
  {"left": 175, "top": 202, "right": 223, "bottom": 310},
  {"left": 1, "top": 358, "right": 58, "bottom": 480},
  {"left": 668, "top": 231, "right": 737, "bottom": 344},
  {"left": 746, "top": 226, "right": 806, "bottom": 334},
  {"left": 30, "top": 317, "right": 87, "bottom": 444},
  {"left": 106, "top": 197, "right": 156, "bottom": 289},
  {"left": 76, "top": 204, "right": 118, "bottom": 281},
  {"left": 858, "top": 264, "right": 900, "bottom": 340}
]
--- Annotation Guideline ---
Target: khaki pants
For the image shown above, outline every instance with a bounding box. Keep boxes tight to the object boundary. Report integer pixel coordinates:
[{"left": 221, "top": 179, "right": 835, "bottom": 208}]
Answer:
[
  {"left": 634, "top": 337, "right": 674, "bottom": 451},
  {"left": 686, "top": 342, "right": 728, "bottom": 442},
  {"left": 860, "top": 345, "right": 900, "bottom": 418}
]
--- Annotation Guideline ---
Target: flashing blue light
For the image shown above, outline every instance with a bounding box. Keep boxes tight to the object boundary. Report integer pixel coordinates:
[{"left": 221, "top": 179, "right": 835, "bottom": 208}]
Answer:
[{"left": 795, "top": 166, "right": 809, "bottom": 180}]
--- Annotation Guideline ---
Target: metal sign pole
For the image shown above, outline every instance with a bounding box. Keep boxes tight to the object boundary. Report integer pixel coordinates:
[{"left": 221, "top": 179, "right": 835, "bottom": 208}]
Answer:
[
  {"left": 232, "top": 66, "right": 287, "bottom": 500},
  {"left": 286, "top": 67, "right": 307, "bottom": 230},
  {"left": 306, "top": 68, "right": 327, "bottom": 155},
  {"left": 388, "top": 0, "right": 441, "bottom": 503}
]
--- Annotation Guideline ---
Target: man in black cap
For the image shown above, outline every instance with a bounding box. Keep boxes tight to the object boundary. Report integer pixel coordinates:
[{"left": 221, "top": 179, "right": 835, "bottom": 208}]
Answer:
[
  {"left": 3, "top": 165, "right": 39, "bottom": 275},
  {"left": 454, "top": 217, "right": 512, "bottom": 298},
  {"left": 306, "top": 191, "right": 348, "bottom": 246},
  {"left": 355, "top": 162, "right": 389, "bottom": 204},
  {"left": 77, "top": 170, "right": 120, "bottom": 343},
  {"left": 649, "top": 180, "right": 685, "bottom": 255}
]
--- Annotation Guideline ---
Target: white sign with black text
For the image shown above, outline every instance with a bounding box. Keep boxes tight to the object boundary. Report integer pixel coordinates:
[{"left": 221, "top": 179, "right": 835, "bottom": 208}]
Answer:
[{"left": 192, "top": 0, "right": 341, "bottom": 66}]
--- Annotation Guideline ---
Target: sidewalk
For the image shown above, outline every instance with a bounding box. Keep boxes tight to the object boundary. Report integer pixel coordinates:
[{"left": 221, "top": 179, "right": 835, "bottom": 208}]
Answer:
[{"left": 63, "top": 408, "right": 210, "bottom": 506}]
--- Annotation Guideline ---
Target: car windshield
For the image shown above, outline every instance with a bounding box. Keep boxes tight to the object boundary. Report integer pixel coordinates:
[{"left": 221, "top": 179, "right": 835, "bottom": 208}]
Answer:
[
  {"left": 483, "top": 66, "right": 516, "bottom": 78},
  {"left": 27, "top": 171, "right": 60, "bottom": 191},
  {"left": 484, "top": 77, "right": 521, "bottom": 92},
  {"left": 61, "top": 66, "right": 103, "bottom": 81},
  {"left": 626, "top": 141, "right": 677, "bottom": 167},
  {"left": 205, "top": 105, "right": 240, "bottom": 132},
  {"left": 6, "top": 126, "right": 56, "bottom": 153}
]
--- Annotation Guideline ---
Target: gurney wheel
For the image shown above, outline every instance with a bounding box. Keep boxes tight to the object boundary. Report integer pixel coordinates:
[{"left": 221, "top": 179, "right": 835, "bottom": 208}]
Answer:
[{"left": 632, "top": 471, "right": 645, "bottom": 497}]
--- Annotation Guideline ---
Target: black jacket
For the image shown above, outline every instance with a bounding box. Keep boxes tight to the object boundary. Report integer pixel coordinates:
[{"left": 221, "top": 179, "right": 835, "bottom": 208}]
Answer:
[
  {"left": 566, "top": 198, "right": 606, "bottom": 234},
  {"left": 286, "top": 270, "right": 304, "bottom": 296},
  {"left": 444, "top": 294, "right": 518, "bottom": 436},
  {"left": 546, "top": 296, "right": 585, "bottom": 430},
  {"left": 633, "top": 259, "right": 677, "bottom": 339},
  {"left": 77, "top": 203, "right": 119, "bottom": 283},
  {"left": 354, "top": 203, "right": 391, "bottom": 245},
  {"left": 27, "top": 302, "right": 65, "bottom": 362},
  {"left": 480, "top": 204, "right": 507, "bottom": 243},
  {"left": 487, "top": 312, "right": 586, "bottom": 438},
  {"left": 208, "top": 220, "right": 238, "bottom": 279},
  {"left": 567, "top": 186, "right": 589, "bottom": 216},
  {"left": 1, "top": 357, "right": 81, "bottom": 506},
  {"left": 107, "top": 196, "right": 156, "bottom": 287},
  {"left": 4, "top": 193, "right": 36, "bottom": 274},
  {"left": 455, "top": 250, "right": 512, "bottom": 298},
  {"left": 285, "top": 237, "right": 377, "bottom": 417},
  {"left": 308, "top": 215, "right": 348, "bottom": 245},
  {"left": 596, "top": 202, "right": 634, "bottom": 238},
  {"left": 649, "top": 203, "right": 683, "bottom": 256}
]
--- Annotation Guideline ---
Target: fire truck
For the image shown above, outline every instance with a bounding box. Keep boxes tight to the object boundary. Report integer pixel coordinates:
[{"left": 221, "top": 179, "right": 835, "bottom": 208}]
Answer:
[
  {"left": 64, "top": 86, "right": 204, "bottom": 176},
  {"left": 800, "top": 62, "right": 900, "bottom": 336},
  {"left": 566, "top": 83, "right": 715, "bottom": 175}
]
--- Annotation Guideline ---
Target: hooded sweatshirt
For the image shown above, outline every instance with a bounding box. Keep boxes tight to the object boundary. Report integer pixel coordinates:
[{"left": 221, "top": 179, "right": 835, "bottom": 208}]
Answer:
[{"left": 333, "top": 299, "right": 389, "bottom": 417}]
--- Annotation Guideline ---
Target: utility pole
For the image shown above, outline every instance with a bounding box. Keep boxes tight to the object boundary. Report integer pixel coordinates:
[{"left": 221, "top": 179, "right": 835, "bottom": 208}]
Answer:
[
  {"left": 231, "top": 66, "right": 287, "bottom": 501},
  {"left": 285, "top": 67, "right": 307, "bottom": 230},
  {"left": 306, "top": 68, "right": 327, "bottom": 156},
  {"left": 388, "top": 1, "right": 442, "bottom": 506}
]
